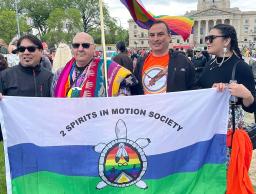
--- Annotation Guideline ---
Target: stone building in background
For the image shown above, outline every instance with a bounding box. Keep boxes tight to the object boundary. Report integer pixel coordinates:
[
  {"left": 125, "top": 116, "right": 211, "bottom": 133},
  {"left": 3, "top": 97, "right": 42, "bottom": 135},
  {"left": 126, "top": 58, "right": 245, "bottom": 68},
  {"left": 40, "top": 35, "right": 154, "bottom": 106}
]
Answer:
[{"left": 128, "top": 0, "right": 256, "bottom": 49}]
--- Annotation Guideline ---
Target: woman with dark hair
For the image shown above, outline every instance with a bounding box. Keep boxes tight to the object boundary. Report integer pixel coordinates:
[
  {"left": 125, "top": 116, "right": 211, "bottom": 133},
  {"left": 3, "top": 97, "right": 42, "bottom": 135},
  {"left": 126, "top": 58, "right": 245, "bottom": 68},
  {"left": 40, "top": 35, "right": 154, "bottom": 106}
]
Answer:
[
  {"left": 197, "top": 23, "right": 255, "bottom": 194},
  {"left": 198, "top": 23, "right": 255, "bottom": 114}
]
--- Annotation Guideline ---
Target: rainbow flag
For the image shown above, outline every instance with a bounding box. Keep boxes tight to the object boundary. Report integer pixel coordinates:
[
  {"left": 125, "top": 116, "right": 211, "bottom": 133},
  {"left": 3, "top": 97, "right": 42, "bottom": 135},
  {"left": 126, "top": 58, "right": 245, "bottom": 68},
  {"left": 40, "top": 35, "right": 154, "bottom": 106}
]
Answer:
[
  {"left": 121, "top": 0, "right": 194, "bottom": 40},
  {"left": 0, "top": 89, "right": 230, "bottom": 194}
]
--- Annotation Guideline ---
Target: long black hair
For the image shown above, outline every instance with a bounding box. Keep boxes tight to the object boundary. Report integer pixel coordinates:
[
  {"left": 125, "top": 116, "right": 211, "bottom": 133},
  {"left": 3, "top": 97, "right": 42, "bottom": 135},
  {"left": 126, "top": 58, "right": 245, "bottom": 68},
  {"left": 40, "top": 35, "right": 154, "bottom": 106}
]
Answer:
[
  {"left": 213, "top": 24, "right": 242, "bottom": 59},
  {"left": 116, "top": 41, "right": 126, "bottom": 53}
]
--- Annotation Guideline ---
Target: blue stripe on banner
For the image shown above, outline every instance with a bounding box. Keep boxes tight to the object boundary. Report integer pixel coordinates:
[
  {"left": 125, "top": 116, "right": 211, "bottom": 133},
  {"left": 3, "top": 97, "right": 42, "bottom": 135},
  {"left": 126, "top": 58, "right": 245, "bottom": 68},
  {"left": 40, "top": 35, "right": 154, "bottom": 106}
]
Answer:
[{"left": 8, "top": 134, "right": 226, "bottom": 180}]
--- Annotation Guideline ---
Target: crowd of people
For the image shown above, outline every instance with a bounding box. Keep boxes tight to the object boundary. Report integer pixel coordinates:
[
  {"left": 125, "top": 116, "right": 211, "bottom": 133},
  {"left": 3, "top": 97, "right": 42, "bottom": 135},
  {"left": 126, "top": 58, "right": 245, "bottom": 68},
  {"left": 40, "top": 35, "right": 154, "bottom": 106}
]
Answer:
[
  {"left": 0, "top": 22, "right": 255, "bottom": 122},
  {"left": 0, "top": 23, "right": 255, "bottom": 191}
]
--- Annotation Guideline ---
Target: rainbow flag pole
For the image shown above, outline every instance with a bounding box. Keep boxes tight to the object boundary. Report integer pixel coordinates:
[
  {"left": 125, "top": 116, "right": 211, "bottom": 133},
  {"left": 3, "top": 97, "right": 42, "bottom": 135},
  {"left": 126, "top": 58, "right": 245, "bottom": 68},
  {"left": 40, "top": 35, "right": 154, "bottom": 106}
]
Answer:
[{"left": 98, "top": 0, "right": 108, "bottom": 97}]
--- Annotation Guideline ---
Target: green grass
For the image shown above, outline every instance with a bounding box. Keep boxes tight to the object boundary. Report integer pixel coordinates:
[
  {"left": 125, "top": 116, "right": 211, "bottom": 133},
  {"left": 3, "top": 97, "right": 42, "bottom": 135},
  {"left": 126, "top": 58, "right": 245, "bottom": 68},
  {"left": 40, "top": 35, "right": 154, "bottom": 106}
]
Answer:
[{"left": 0, "top": 141, "right": 7, "bottom": 194}]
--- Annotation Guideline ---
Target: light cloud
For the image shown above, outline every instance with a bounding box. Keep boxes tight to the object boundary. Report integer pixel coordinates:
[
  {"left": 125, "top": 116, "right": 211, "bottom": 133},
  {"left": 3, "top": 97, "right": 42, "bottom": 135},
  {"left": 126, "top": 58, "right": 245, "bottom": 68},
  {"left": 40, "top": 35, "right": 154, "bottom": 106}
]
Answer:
[{"left": 104, "top": 0, "right": 256, "bottom": 29}]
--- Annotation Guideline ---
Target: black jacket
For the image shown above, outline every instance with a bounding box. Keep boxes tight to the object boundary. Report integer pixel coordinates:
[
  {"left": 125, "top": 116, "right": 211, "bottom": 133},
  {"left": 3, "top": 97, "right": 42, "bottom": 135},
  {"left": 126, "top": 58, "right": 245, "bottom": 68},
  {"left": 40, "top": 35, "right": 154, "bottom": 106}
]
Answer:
[
  {"left": 131, "top": 51, "right": 195, "bottom": 95},
  {"left": 198, "top": 55, "right": 256, "bottom": 113},
  {"left": 191, "top": 55, "right": 207, "bottom": 72},
  {"left": 112, "top": 53, "right": 133, "bottom": 72},
  {"left": 0, "top": 64, "right": 53, "bottom": 97}
]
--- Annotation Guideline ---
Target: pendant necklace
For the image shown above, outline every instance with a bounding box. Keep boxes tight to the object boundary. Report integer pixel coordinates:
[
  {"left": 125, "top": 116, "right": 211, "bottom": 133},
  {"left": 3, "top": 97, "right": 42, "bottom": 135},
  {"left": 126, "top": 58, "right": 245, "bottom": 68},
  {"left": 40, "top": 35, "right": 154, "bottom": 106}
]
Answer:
[{"left": 210, "top": 55, "right": 232, "bottom": 71}]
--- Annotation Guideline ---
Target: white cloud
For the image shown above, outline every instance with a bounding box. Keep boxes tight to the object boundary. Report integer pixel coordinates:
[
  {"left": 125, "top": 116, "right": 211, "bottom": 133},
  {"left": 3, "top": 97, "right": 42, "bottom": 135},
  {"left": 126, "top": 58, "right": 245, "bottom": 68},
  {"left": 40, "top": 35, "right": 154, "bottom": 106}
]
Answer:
[{"left": 104, "top": 0, "right": 256, "bottom": 29}]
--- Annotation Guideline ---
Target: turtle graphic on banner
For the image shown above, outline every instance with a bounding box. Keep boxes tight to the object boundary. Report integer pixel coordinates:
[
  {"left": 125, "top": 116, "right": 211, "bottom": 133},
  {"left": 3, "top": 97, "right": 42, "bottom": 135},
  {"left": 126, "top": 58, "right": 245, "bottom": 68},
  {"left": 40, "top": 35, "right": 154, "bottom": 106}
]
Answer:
[{"left": 94, "top": 119, "right": 151, "bottom": 189}]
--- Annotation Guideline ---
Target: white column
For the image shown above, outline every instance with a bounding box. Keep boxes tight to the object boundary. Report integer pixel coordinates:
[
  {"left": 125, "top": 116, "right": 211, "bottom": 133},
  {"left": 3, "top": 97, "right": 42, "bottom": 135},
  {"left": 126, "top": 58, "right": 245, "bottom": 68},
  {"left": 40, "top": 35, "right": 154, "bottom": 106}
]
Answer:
[
  {"left": 230, "top": 20, "right": 232, "bottom": 25},
  {"left": 222, "top": 19, "right": 225, "bottom": 24},
  {"left": 214, "top": 20, "right": 217, "bottom": 26},
  {"left": 205, "top": 20, "right": 209, "bottom": 35},
  {"left": 198, "top": 20, "right": 201, "bottom": 45}
]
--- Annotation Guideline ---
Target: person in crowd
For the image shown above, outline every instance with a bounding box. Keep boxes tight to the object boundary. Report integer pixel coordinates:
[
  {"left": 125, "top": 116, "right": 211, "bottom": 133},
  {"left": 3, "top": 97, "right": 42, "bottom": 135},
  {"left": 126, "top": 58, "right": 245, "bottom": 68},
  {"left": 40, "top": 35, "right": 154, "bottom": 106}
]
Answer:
[
  {"left": 180, "top": 47, "right": 186, "bottom": 55},
  {"left": 196, "top": 23, "right": 256, "bottom": 193},
  {"left": 131, "top": 20, "right": 195, "bottom": 95},
  {"left": 197, "top": 24, "right": 256, "bottom": 154},
  {"left": 112, "top": 41, "right": 133, "bottom": 72},
  {"left": 198, "top": 24, "right": 255, "bottom": 115},
  {"left": 42, "top": 42, "right": 49, "bottom": 55},
  {"left": 131, "top": 50, "right": 140, "bottom": 70},
  {"left": 202, "top": 46, "right": 211, "bottom": 62},
  {"left": 51, "top": 32, "right": 137, "bottom": 98},
  {"left": 48, "top": 47, "right": 56, "bottom": 64},
  {"left": 8, "top": 37, "right": 18, "bottom": 54},
  {"left": 0, "top": 39, "right": 8, "bottom": 54},
  {"left": 186, "top": 48, "right": 194, "bottom": 60},
  {"left": 249, "top": 55, "right": 256, "bottom": 79},
  {"left": 40, "top": 55, "right": 52, "bottom": 72},
  {"left": 6, "top": 37, "right": 19, "bottom": 67},
  {"left": 245, "top": 47, "right": 251, "bottom": 58},
  {"left": 0, "top": 54, "right": 8, "bottom": 71},
  {"left": 52, "top": 43, "right": 72, "bottom": 73},
  {"left": 191, "top": 47, "right": 207, "bottom": 80},
  {"left": 0, "top": 35, "right": 53, "bottom": 141},
  {"left": 0, "top": 34, "right": 53, "bottom": 97}
]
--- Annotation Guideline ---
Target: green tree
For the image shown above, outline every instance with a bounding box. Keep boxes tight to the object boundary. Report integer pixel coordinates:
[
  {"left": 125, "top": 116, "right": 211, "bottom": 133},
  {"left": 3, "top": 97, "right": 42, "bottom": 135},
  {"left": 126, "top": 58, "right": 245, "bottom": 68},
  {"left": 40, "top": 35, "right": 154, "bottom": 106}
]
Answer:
[
  {"left": 19, "top": 0, "right": 52, "bottom": 36},
  {"left": 69, "top": 0, "right": 112, "bottom": 33},
  {"left": 0, "top": 9, "right": 30, "bottom": 43},
  {"left": 90, "top": 16, "right": 129, "bottom": 45},
  {"left": 45, "top": 8, "right": 82, "bottom": 45},
  {"left": 0, "top": 0, "right": 128, "bottom": 45},
  {"left": 18, "top": 0, "right": 115, "bottom": 35},
  {"left": 0, "top": 0, "right": 16, "bottom": 11}
]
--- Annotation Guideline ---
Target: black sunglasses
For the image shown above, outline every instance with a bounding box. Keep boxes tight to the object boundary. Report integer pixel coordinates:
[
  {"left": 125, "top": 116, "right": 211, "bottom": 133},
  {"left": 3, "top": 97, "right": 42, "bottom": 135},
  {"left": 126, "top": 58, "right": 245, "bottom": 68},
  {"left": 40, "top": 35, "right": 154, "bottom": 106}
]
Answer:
[
  {"left": 72, "top": 43, "right": 92, "bottom": 49},
  {"left": 205, "top": 35, "right": 226, "bottom": 43},
  {"left": 17, "top": 46, "right": 38, "bottom": 53}
]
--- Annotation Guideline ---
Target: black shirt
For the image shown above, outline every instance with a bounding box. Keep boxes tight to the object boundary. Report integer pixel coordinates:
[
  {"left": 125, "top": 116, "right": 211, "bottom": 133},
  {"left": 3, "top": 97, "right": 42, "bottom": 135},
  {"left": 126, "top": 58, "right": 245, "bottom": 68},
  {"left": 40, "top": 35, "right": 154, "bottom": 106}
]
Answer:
[{"left": 198, "top": 54, "right": 256, "bottom": 113}]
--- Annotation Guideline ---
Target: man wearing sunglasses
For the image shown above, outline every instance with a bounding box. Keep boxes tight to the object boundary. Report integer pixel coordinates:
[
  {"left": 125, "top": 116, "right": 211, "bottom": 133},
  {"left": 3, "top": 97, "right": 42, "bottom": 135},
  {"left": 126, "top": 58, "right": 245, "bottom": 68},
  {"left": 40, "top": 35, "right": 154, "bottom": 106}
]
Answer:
[
  {"left": 0, "top": 34, "right": 53, "bottom": 97},
  {"left": 52, "top": 32, "right": 137, "bottom": 97}
]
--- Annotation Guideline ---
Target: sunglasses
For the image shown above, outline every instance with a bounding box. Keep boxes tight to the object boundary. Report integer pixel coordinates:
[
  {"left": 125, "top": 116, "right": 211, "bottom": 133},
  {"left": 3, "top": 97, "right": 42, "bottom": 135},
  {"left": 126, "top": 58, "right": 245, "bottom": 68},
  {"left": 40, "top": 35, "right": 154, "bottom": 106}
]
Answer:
[
  {"left": 205, "top": 35, "right": 226, "bottom": 43},
  {"left": 17, "top": 46, "right": 38, "bottom": 53},
  {"left": 72, "top": 43, "right": 92, "bottom": 49}
]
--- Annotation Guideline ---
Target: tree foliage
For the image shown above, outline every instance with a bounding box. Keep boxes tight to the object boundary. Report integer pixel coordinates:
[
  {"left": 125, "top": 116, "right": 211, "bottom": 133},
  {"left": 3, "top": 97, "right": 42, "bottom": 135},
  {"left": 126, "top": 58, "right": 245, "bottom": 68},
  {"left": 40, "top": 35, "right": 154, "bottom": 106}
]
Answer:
[
  {"left": 0, "top": 9, "right": 30, "bottom": 43},
  {"left": 0, "top": 0, "right": 128, "bottom": 45},
  {"left": 19, "top": 0, "right": 52, "bottom": 36},
  {"left": 0, "top": 0, "right": 16, "bottom": 11},
  {"left": 45, "top": 8, "right": 83, "bottom": 45}
]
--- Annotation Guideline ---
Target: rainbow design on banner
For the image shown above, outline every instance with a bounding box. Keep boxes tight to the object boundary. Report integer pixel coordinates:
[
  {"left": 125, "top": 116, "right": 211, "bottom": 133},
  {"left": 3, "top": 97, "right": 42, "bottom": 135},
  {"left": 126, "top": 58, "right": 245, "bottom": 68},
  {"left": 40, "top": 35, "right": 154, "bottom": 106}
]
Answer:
[
  {"left": 104, "top": 143, "right": 143, "bottom": 184},
  {"left": 120, "top": 0, "right": 194, "bottom": 40},
  {"left": 95, "top": 119, "right": 149, "bottom": 189}
]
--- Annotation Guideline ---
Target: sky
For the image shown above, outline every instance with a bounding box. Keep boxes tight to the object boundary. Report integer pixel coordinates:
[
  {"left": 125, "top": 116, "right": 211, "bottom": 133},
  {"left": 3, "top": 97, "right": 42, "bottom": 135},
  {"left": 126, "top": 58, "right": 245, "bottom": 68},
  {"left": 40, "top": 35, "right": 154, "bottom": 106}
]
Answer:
[{"left": 104, "top": 0, "right": 256, "bottom": 29}]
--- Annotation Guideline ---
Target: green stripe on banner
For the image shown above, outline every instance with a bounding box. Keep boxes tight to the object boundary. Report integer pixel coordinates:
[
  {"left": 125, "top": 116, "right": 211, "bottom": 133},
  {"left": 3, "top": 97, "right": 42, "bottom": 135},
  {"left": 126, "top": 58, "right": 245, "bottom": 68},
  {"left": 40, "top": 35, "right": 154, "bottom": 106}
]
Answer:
[{"left": 12, "top": 164, "right": 226, "bottom": 194}]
